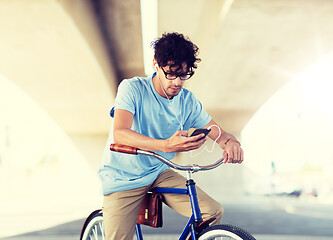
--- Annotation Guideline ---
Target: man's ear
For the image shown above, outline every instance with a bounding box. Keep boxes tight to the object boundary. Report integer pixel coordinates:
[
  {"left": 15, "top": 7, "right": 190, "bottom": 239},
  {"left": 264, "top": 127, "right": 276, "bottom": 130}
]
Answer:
[{"left": 153, "top": 59, "right": 158, "bottom": 71}]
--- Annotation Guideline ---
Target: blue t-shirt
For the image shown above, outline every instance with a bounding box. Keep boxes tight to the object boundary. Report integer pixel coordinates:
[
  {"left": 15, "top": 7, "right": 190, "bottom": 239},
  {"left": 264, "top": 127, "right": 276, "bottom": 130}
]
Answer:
[{"left": 98, "top": 73, "right": 211, "bottom": 195}]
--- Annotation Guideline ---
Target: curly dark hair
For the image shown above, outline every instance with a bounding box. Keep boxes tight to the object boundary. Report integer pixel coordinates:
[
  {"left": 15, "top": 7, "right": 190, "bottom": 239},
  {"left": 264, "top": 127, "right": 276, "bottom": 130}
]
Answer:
[{"left": 151, "top": 32, "right": 201, "bottom": 74}]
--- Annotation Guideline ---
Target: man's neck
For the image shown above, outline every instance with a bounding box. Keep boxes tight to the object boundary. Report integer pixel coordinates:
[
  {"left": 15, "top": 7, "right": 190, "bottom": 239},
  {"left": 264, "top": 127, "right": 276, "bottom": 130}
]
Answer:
[{"left": 152, "top": 75, "right": 171, "bottom": 99}]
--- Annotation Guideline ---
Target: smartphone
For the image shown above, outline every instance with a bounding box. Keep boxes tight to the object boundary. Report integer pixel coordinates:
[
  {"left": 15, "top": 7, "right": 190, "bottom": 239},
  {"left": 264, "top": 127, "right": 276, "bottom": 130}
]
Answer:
[{"left": 188, "top": 128, "right": 211, "bottom": 140}]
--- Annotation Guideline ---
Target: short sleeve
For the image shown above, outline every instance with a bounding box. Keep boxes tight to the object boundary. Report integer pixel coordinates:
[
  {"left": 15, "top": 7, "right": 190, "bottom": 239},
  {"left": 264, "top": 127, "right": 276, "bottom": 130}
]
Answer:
[
  {"left": 114, "top": 80, "right": 137, "bottom": 115},
  {"left": 187, "top": 94, "right": 212, "bottom": 129}
]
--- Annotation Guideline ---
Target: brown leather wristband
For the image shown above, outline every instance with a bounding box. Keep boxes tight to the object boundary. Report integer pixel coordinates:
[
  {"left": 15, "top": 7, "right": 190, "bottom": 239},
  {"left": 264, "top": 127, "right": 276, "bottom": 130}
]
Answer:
[{"left": 224, "top": 138, "right": 241, "bottom": 146}]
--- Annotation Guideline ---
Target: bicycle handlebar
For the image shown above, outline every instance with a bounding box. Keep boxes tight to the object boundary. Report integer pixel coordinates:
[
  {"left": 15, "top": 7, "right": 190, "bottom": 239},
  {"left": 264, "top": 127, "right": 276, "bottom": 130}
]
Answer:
[{"left": 110, "top": 144, "right": 224, "bottom": 172}]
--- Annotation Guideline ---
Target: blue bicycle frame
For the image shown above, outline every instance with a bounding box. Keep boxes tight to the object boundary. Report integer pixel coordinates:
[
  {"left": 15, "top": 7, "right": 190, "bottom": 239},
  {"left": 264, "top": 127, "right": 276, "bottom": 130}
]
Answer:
[
  {"left": 134, "top": 172, "right": 203, "bottom": 240},
  {"left": 109, "top": 143, "right": 225, "bottom": 240}
]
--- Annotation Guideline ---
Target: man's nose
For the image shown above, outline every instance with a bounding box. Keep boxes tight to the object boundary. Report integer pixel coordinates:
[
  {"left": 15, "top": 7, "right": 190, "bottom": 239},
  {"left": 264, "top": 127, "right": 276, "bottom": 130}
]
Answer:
[{"left": 173, "top": 77, "right": 183, "bottom": 86}]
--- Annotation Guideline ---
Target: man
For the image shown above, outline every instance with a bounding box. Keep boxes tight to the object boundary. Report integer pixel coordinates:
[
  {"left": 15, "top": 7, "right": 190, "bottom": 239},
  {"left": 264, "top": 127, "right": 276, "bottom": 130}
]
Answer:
[{"left": 98, "top": 32, "right": 243, "bottom": 240}]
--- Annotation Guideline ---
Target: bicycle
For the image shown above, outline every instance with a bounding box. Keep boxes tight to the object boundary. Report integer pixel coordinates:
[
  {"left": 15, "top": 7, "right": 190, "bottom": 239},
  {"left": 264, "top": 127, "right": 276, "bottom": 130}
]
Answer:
[{"left": 80, "top": 143, "right": 256, "bottom": 240}]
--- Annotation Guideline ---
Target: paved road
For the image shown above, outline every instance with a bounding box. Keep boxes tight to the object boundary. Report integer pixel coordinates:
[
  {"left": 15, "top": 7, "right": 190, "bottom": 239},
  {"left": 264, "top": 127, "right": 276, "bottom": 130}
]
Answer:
[{"left": 2, "top": 197, "right": 333, "bottom": 240}]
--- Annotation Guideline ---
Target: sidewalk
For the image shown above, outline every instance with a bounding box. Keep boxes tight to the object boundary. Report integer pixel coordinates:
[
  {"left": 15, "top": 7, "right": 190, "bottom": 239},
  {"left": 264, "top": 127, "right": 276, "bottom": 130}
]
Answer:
[
  {"left": 1, "top": 234, "right": 333, "bottom": 240},
  {"left": 1, "top": 196, "right": 332, "bottom": 240}
]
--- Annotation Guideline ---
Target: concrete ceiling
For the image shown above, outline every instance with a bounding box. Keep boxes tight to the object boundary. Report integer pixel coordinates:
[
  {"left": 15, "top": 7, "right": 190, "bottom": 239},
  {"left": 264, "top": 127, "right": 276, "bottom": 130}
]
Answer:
[
  {"left": 1, "top": 0, "right": 333, "bottom": 137},
  {"left": 0, "top": 0, "right": 116, "bottom": 135},
  {"left": 89, "top": 0, "right": 145, "bottom": 83},
  {"left": 158, "top": 0, "right": 333, "bottom": 134}
]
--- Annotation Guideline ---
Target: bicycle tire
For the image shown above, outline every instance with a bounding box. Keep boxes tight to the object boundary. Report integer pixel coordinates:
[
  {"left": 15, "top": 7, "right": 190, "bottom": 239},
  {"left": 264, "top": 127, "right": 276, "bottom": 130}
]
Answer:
[
  {"left": 80, "top": 210, "right": 105, "bottom": 240},
  {"left": 198, "top": 224, "right": 256, "bottom": 240}
]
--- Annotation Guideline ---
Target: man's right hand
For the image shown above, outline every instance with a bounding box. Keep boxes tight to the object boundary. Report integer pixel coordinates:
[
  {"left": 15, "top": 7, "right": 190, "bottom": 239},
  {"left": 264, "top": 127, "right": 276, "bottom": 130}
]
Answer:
[{"left": 163, "top": 130, "right": 207, "bottom": 153}]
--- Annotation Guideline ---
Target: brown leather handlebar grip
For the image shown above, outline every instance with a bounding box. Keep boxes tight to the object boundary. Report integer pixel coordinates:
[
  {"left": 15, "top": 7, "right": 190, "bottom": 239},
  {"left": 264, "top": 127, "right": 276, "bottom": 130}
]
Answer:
[{"left": 110, "top": 144, "right": 138, "bottom": 155}]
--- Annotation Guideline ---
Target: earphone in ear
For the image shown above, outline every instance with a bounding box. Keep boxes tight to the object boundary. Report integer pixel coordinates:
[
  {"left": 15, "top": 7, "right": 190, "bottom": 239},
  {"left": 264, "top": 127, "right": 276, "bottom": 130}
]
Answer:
[{"left": 154, "top": 64, "right": 158, "bottom": 71}]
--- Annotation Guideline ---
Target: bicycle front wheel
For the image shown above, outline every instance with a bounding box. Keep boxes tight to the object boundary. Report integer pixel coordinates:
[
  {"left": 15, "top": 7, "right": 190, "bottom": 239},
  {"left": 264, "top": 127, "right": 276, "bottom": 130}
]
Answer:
[
  {"left": 80, "top": 210, "right": 105, "bottom": 240},
  {"left": 198, "top": 224, "right": 256, "bottom": 240}
]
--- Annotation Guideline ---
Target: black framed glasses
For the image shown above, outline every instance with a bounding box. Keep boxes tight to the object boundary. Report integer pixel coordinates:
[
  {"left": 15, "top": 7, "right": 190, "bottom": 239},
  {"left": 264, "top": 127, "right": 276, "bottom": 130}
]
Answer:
[{"left": 161, "top": 67, "right": 194, "bottom": 81}]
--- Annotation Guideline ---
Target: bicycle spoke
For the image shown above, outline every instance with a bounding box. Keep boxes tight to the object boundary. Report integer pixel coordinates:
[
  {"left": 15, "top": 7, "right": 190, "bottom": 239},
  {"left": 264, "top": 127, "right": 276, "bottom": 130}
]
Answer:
[
  {"left": 92, "top": 225, "right": 97, "bottom": 239},
  {"left": 99, "top": 222, "right": 105, "bottom": 240}
]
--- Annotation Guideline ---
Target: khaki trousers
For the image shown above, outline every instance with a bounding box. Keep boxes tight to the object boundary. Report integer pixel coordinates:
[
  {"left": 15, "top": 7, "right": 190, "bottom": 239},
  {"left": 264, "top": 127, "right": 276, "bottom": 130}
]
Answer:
[{"left": 103, "top": 169, "right": 223, "bottom": 240}]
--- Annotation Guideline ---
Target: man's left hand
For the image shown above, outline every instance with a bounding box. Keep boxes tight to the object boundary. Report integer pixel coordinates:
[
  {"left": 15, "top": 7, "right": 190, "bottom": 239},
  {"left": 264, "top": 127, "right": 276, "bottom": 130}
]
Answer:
[{"left": 223, "top": 141, "right": 243, "bottom": 164}]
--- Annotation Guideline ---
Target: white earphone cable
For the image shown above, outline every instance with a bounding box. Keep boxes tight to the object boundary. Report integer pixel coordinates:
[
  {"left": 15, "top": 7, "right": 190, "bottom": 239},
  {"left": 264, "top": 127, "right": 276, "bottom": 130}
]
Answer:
[
  {"left": 189, "top": 124, "right": 222, "bottom": 158},
  {"left": 155, "top": 66, "right": 221, "bottom": 157},
  {"left": 156, "top": 69, "right": 184, "bottom": 130}
]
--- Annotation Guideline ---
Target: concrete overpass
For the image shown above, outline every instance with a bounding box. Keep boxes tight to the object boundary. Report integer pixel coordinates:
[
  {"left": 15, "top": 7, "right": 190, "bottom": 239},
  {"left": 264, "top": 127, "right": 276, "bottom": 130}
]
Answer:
[
  {"left": 2, "top": 0, "right": 333, "bottom": 170},
  {"left": 1, "top": 0, "right": 333, "bottom": 182}
]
